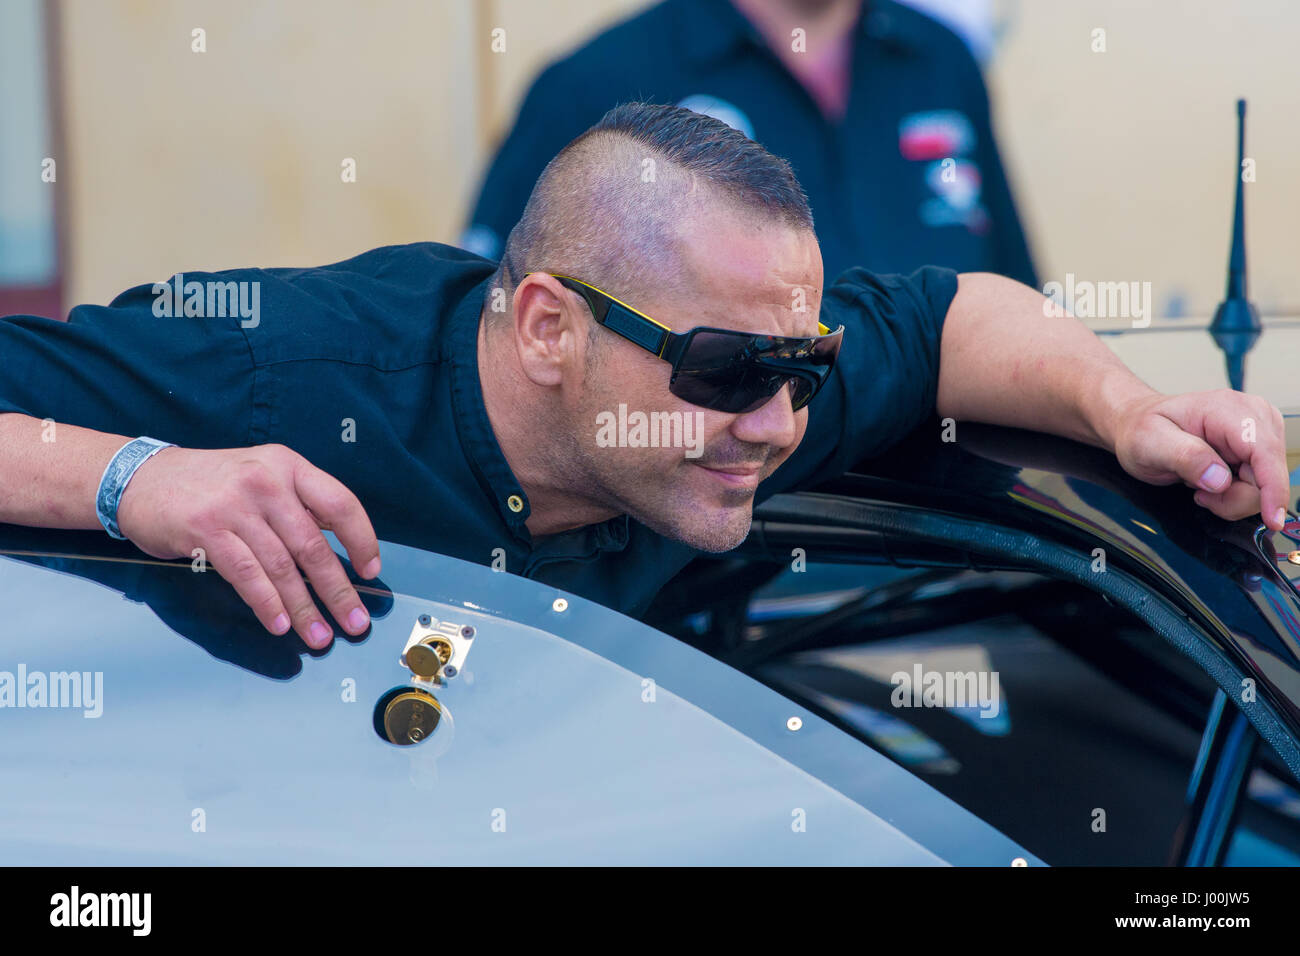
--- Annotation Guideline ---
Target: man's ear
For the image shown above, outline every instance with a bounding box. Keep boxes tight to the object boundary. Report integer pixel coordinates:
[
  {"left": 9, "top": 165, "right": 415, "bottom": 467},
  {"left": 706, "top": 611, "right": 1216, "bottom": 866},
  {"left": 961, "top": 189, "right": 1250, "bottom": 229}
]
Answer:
[{"left": 510, "top": 274, "right": 584, "bottom": 388}]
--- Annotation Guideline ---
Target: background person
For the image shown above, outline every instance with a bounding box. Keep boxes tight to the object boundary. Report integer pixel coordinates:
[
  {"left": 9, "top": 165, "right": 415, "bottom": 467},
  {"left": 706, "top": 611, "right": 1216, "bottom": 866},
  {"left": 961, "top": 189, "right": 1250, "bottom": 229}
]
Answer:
[{"left": 462, "top": 0, "right": 1037, "bottom": 287}]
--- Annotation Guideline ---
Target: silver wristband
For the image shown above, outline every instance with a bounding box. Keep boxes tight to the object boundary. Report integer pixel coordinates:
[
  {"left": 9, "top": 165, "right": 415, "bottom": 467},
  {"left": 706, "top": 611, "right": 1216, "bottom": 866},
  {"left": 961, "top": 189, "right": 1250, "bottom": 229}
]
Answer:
[{"left": 95, "top": 437, "right": 175, "bottom": 540}]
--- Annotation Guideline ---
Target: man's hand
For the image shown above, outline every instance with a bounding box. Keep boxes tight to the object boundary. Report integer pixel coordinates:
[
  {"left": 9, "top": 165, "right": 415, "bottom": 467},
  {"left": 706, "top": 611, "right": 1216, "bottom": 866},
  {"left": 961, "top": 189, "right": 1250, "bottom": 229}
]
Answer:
[
  {"left": 1109, "top": 388, "right": 1291, "bottom": 531},
  {"left": 937, "top": 275, "right": 1292, "bottom": 532},
  {"left": 116, "top": 444, "right": 381, "bottom": 649}
]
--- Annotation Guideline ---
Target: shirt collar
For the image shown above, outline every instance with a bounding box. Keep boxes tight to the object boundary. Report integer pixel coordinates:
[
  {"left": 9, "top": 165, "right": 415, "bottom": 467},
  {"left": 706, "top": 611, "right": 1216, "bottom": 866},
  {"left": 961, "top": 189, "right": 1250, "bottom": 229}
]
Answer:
[
  {"left": 677, "top": 0, "right": 922, "bottom": 66},
  {"left": 445, "top": 274, "right": 630, "bottom": 554},
  {"left": 676, "top": 0, "right": 764, "bottom": 66},
  {"left": 447, "top": 274, "right": 532, "bottom": 537},
  {"left": 858, "top": 0, "right": 928, "bottom": 55}
]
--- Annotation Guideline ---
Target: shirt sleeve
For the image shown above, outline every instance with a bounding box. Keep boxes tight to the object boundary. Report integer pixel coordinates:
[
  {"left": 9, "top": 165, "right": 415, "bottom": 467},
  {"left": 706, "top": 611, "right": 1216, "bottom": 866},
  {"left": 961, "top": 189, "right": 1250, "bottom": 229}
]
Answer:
[
  {"left": 758, "top": 265, "right": 957, "bottom": 499},
  {"left": 0, "top": 275, "right": 258, "bottom": 448}
]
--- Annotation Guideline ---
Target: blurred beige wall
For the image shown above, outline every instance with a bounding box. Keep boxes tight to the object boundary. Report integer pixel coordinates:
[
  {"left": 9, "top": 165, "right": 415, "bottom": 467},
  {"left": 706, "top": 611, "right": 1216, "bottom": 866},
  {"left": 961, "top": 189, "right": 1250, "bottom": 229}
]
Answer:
[
  {"left": 54, "top": 0, "right": 652, "bottom": 308},
  {"left": 54, "top": 0, "right": 1299, "bottom": 320},
  {"left": 57, "top": 0, "right": 483, "bottom": 306},
  {"left": 988, "top": 0, "right": 1300, "bottom": 320}
]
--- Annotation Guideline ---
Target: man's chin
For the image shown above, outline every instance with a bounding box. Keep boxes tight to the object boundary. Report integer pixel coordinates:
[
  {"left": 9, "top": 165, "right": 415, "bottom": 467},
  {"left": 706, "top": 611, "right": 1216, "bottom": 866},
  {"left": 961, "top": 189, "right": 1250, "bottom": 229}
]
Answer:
[
  {"left": 642, "top": 505, "right": 754, "bottom": 553},
  {"left": 687, "top": 523, "right": 753, "bottom": 553}
]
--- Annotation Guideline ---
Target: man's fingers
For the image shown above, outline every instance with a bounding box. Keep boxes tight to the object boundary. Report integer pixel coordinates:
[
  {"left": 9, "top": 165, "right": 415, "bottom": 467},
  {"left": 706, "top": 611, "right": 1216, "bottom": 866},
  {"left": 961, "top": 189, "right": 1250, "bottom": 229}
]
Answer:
[
  {"left": 237, "top": 517, "right": 334, "bottom": 648},
  {"left": 1203, "top": 396, "right": 1290, "bottom": 530},
  {"left": 1247, "top": 434, "right": 1291, "bottom": 531},
  {"left": 206, "top": 531, "right": 293, "bottom": 638},
  {"left": 292, "top": 462, "right": 382, "bottom": 579},
  {"left": 1161, "top": 395, "right": 1290, "bottom": 530},
  {"left": 1194, "top": 480, "right": 1263, "bottom": 522},
  {"left": 266, "top": 501, "right": 370, "bottom": 640},
  {"left": 1153, "top": 425, "right": 1233, "bottom": 494}
]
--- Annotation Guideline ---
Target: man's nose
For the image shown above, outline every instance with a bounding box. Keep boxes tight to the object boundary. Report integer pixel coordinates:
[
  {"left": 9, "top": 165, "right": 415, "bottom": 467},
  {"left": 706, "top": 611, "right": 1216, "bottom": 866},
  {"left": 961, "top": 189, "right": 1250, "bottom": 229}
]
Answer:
[{"left": 731, "top": 383, "right": 798, "bottom": 449}]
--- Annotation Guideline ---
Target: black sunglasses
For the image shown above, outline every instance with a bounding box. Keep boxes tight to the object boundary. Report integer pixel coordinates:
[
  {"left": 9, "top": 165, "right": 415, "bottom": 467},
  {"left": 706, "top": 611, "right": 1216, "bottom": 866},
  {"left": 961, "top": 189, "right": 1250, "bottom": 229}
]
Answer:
[{"left": 527, "top": 273, "right": 844, "bottom": 414}]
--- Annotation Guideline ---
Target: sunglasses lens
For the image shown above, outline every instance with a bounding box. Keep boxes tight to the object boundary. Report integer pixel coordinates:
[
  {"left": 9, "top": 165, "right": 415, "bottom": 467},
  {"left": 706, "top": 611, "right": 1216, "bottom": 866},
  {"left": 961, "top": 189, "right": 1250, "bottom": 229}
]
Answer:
[
  {"left": 788, "top": 376, "right": 814, "bottom": 411},
  {"left": 671, "top": 365, "right": 785, "bottom": 414},
  {"left": 671, "top": 328, "right": 842, "bottom": 413},
  {"left": 782, "top": 330, "right": 842, "bottom": 410},
  {"left": 671, "top": 330, "right": 784, "bottom": 413}
]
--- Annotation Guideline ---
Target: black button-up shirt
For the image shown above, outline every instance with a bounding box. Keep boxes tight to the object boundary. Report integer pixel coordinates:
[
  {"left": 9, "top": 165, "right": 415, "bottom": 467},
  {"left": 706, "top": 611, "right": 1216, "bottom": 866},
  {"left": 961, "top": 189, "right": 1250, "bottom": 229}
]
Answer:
[
  {"left": 462, "top": 0, "right": 1036, "bottom": 287},
  {"left": 0, "top": 242, "right": 955, "bottom": 618}
]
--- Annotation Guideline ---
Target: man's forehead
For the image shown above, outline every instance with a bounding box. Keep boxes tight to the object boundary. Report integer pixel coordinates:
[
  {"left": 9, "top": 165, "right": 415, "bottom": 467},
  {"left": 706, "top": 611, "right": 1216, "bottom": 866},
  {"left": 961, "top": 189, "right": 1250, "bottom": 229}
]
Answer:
[
  {"left": 681, "top": 276, "right": 821, "bottom": 336},
  {"left": 663, "top": 216, "right": 822, "bottom": 335}
]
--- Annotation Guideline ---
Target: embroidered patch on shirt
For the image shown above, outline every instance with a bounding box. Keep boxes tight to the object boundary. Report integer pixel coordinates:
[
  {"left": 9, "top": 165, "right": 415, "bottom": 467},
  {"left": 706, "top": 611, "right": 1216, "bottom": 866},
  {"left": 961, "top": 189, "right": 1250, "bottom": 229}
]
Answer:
[{"left": 899, "top": 109, "right": 975, "bottom": 161}]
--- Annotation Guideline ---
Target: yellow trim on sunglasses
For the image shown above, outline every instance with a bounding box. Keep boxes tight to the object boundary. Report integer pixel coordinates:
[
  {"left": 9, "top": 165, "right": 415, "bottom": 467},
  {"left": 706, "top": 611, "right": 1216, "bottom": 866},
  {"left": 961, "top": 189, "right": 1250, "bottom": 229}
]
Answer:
[{"left": 534, "top": 273, "right": 831, "bottom": 351}]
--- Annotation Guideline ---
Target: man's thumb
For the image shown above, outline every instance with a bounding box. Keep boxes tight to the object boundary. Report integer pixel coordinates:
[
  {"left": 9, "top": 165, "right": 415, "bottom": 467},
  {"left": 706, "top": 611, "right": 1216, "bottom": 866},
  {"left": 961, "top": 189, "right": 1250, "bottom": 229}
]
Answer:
[{"left": 1168, "top": 431, "right": 1232, "bottom": 492}]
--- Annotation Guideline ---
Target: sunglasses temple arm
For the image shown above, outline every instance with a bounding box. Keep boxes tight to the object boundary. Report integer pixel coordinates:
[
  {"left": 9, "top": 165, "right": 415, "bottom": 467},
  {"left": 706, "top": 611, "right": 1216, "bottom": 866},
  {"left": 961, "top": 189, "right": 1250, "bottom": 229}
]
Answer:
[{"left": 658, "top": 333, "right": 691, "bottom": 366}]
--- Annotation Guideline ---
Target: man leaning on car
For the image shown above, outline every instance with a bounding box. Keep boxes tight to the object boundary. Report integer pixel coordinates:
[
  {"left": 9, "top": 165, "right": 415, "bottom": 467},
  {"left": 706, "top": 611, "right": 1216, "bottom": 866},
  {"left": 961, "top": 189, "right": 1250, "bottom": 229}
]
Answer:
[{"left": 0, "top": 103, "right": 1290, "bottom": 650}]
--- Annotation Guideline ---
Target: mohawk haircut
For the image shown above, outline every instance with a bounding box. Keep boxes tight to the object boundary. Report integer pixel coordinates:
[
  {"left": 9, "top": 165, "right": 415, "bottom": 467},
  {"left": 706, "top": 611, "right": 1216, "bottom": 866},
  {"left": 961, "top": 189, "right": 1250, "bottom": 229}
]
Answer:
[{"left": 488, "top": 101, "right": 814, "bottom": 317}]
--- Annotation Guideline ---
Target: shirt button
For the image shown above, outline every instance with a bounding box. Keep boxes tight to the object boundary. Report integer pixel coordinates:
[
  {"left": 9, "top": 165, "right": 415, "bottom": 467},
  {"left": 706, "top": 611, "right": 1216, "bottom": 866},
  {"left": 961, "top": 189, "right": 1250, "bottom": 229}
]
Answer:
[{"left": 506, "top": 494, "right": 524, "bottom": 513}]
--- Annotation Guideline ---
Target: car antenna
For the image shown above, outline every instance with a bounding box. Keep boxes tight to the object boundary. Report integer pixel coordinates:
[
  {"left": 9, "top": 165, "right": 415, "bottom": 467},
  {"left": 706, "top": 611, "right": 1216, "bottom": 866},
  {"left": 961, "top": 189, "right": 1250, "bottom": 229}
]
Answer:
[{"left": 1208, "top": 98, "right": 1260, "bottom": 392}]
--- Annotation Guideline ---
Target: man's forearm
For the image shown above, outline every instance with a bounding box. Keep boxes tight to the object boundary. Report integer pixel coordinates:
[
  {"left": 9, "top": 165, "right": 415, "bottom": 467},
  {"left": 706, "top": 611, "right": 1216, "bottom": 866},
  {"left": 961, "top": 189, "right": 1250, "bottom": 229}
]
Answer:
[
  {"left": 0, "top": 413, "right": 132, "bottom": 529},
  {"left": 934, "top": 272, "right": 1158, "bottom": 451},
  {"left": 0, "top": 411, "right": 381, "bottom": 646}
]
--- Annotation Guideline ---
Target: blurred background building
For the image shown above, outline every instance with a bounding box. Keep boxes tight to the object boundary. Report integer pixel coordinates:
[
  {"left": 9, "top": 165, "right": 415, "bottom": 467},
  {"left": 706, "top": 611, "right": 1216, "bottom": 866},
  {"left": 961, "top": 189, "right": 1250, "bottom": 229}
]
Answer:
[{"left": 1, "top": 0, "right": 1296, "bottom": 324}]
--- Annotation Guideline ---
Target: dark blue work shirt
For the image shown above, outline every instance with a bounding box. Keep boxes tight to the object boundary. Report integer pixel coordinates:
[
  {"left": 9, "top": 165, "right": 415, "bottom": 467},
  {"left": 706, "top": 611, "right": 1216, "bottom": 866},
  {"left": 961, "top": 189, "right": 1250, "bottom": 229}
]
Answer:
[
  {"left": 0, "top": 242, "right": 955, "bottom": 618},
  {"left": 462, "top": 0, "right": 1036, "bottom": 287}
]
